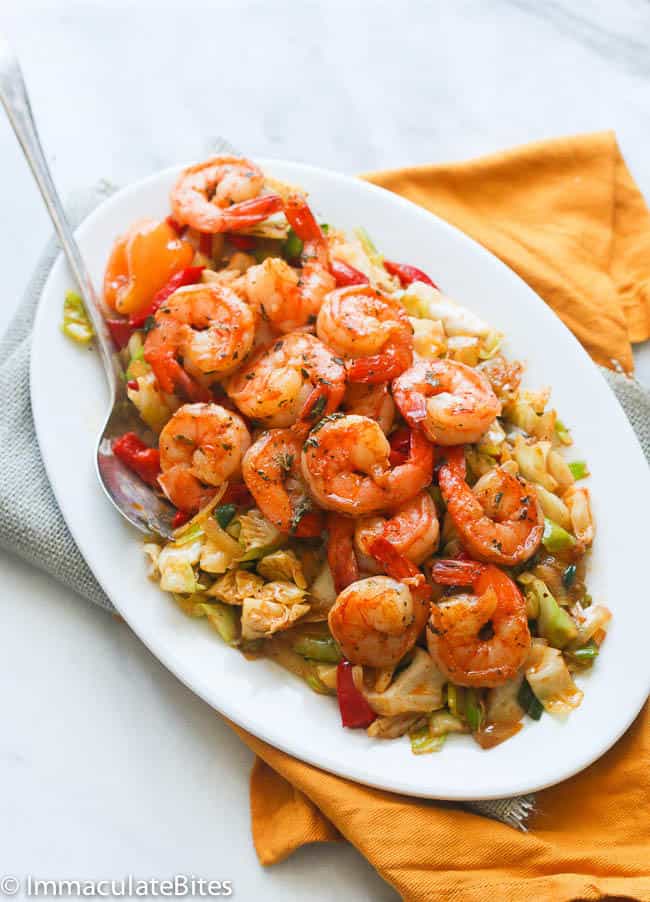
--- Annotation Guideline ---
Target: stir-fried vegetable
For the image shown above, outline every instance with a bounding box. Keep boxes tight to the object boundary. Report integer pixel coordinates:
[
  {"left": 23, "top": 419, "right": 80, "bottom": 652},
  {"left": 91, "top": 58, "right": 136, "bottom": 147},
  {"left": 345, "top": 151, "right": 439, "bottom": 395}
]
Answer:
[
  {"left": 517, "top": 678, "right": 544, "bottom": 720},
  {"left": 293, "top": 635, "right": 341, "bottom": 664},
  {"left": 112, "top": 432, "right": 160, "bottom": 487},
  {"left": 383, "top": 259, "right": 438, "bottom": 289},
  {"left": 282, "top": 227, "right": 303, "bottom": 261},
  {"left": 568, "top": 460, "right": 590, "bottom": 480},
  {"left": 409, "top": 726, "right": 446, "bottom": 754},
  {"left": 542, "top": 517, "right": 576, "bottom": 553},
  {"left": 214, "top": 504, "right": 237, "bottom": 530},
  {"left": 62, "top": 290, "right": 94, "bottom": 344},
  {"left": 354, "top": 226, "right": 383, "bottom": 266},
  {"left": 464, "top": 688, "right": 483, "bottom": 732},
  {"left": 554, "top": 418, "right": 572, "bottom": 445},
  {"left": 525, "top": 645, "right": 583, "bottom": 714},
  {"left": 565, "top": 639, "right": 599, "bottom": 666},
  {"left": 530, "top": 578, "right": 578, "bottom": 649},
  {"left": 336, "top": 661, "right": 376, "bottom": 728}
]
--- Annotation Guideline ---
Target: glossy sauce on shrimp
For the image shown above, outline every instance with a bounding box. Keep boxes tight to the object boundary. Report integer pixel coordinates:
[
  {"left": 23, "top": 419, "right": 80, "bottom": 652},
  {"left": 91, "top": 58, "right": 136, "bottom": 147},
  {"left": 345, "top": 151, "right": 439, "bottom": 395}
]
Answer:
[
  {"left": 144, "top": 283, "right": 256, "bottom": 400},
  {"left": 301, "top": 415, "right": 433, "bottom": 516},
  {"left": 158, "top": 403, "right": 251, "bottom": 512},
  {"left": 317, "top": 285, "right": 413, "bottom": 383},
  {"left": 227, "top": 332, "right": 345, "bottom": 428}
]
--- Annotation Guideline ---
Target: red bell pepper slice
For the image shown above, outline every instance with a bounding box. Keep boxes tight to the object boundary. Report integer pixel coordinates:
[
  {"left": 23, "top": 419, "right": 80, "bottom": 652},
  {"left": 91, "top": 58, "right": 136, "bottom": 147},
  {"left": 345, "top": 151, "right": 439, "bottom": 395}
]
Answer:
[
  {"left": 112, "top": 432, "right": 161, "bottom": 487},
  {"left": 330, "top": 259, "right": 369, "bottom": 287},
  {"left": 126, "top": 379, "right": 139, "bottom": 391},
  {"left": 220, "top": 482, "right": 254, "bottom": 507},
  {"left": 172, "top": 510, "right": 192, "bottom": 529},
  {"left": 128, "top": 265, "right": 205, "bottom": 329},
  {"left": 292, "top": 510, "right": 324, "bottom": 538},
  {"left": 383, "top": 259, "right": 438, "bottom": 289},
  {"left": 228, "top": 234, "right": 257, "bottom": 251},
  {"left": 199, "top": 233, "right": 213, "bottom": 257},
  {"left": 106, "top": 318, "right": 135, "bottom": 350},
  {"left": 336, "top": 661, "right": 376, "bottom": 728}
]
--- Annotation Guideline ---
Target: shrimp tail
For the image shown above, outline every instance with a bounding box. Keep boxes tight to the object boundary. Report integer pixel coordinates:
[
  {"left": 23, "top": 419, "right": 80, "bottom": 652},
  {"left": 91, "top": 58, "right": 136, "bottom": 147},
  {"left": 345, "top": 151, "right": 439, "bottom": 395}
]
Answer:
[
  {"left": 346, "top": 345, "right": 412, "bottom": 384},
  {"left": 148, "top": 352, "right": 212, "bottom": 403},
  {"left": 437, "top": 444, "right": 466, "bottom": 477},
  {"left": 401, "top": 427, "right": 435, "bottom": 480},
  {"left": 327, "top": 514, "right": 360, "bottom": 593},
  {"left": 284, "top": 194, "right": 325, "bottom": 244},
  {"left": 430, "top": 559, "right": 485, "bottom": 586},
  {"left": 215, "top": 193, "right": 283, "bottom": 232},
  {"left": 368, "top": 535, "right": 430, "bottom": 599}
]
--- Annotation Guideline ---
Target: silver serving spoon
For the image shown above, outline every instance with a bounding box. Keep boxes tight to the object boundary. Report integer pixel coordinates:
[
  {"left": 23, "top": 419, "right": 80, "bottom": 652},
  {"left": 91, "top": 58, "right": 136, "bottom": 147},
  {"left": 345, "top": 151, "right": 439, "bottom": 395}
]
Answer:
[{"left": 0, "top": 34, "right": 176, "bottom": 538}]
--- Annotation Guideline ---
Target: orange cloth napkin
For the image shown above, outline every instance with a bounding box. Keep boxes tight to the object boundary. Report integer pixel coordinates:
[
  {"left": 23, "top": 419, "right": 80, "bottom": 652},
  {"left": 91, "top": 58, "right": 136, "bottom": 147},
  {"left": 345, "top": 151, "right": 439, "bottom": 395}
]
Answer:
[{"left": 231, "top": 133, "right": 650, "bottom": 901}]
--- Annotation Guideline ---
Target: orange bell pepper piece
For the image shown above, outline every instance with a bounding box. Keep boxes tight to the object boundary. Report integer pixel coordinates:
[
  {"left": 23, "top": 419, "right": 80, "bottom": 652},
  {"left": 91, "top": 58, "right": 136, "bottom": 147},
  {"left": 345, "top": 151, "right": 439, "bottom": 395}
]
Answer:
[{"left": 103, "top": 218, "right": 194, "bottom": 317}]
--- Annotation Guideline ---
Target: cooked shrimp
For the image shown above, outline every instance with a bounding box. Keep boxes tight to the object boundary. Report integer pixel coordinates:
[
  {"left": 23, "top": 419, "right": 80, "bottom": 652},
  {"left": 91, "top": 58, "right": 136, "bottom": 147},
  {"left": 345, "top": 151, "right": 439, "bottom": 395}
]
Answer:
[
  {"left": 355, "top": 491, "right": 440, "bottom": 572},
  {"left": 158, "top": 403, "right": 251, "bottom": 512},
  {"left": 144, "top": 283, "right": 256, "bottom": 400},
  {"left": 243, "top": 256, "right": 334, "bottom": 334},
  {"left": 392, "top": 358, "right": 500, "bottom": 445},
  {"left": 427, "top": 562, "right": 531, "bottom": 687},
  {"left": 341, "top": 382, "right": 395, "bottom": 434},
  {"left": 243, "top": 195, "right": 335, "bottom": 333},
  {"left": 328, "top": 575, "right": 425, "bottom": 668},
  {"left": 227, "top": 332, "right": 345, "bottom": 428},
  {"left": 317, "top": 285, "right": 413, "bottom": 383},
  {"left": 438, "top": 447, "right": 543, "bottom": 566},
  {"left": 170, "top": 156, "right": 282, "bottom": 233},
  {"left": 242, "top": 429, "right": 323, "bottom": 536},
  {"left": 301, "top": 415, "right": 433, "bottom": 516}
]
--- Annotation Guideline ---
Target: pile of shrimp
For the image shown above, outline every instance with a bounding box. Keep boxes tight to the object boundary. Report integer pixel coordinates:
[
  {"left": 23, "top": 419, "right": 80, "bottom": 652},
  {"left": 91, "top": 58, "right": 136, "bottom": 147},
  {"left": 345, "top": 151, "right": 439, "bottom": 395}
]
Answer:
[{"left": 103, "top": 154, "right": 607, "bottom": 754}]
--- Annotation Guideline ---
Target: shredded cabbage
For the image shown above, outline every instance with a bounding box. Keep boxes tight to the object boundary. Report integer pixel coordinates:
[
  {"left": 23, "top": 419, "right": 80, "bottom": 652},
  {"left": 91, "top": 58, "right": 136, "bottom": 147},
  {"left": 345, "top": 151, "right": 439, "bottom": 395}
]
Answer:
[
  {"left": 364, "top": 648, "right": 446, "bottom": 716},
  {"left": 409, "top": 317, "right": 446, "bottom": 359},
  {"left": 367, "top": 713, "right": 422, "bottom": 739},
  {"left": 569, "top": 604, "right": 612, "bottom": 648},
  {"left": 201, "top": 518, "right": 242, "bottom": 573},
  {"left": 534, "top": 483, "right": 572, "bottom": 530},
  {"left": 143, "top": 543, "right": 161, "bottom": 580},
  {"left": 236, "top": 509, "right": 282, "bottom": 561},
  {"left": 399, "top": 282, "right": 490, "bottom": 337},
  {"left": 241, "top": 596, "right": 310, "bottom": 640},
  {"left": 257, "top": 580, "right": 307, "bottom": 607},
  {"left": 127, "top": 369, "right": 177, "bottom": 433},
  {"left": 485, "top": 673, "right": 525, "bottom": 725},
  {"left": 158, "top": 539, "right": 202, "bottom": 593},
  {"left": 309, "top": 561, "right": 337, "bottom": 607},
  {"left": 505, "top": 402, "right": 556, "bottom": 442},
  {"left": 525, "top": 644, "right": 583, "bottom": 714},
  {"left": 512, "top": 437, "right": 558, "bottom": 492},
  {"left": 447, "top": 335, "right": 481, "bottom": 367},
  {"left": 257, "top": 549, "right": 307, "bottom": 588},
  {"left": 207, "top": 569, "right": 264, "bottom": 605}
]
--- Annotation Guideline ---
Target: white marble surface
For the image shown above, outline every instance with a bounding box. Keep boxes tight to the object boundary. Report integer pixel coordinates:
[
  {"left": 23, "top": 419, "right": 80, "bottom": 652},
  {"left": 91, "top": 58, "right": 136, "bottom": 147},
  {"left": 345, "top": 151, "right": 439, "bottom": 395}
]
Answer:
[{"left": 1, "top": 1, "right": 650, "bottom": 897}]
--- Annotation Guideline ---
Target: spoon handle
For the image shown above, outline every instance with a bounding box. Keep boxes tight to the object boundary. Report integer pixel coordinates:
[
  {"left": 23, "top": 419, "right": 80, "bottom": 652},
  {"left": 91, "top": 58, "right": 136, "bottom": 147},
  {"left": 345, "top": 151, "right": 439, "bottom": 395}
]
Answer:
[{"left": 0, "top": 33, "right": 118, "bottom": 395}]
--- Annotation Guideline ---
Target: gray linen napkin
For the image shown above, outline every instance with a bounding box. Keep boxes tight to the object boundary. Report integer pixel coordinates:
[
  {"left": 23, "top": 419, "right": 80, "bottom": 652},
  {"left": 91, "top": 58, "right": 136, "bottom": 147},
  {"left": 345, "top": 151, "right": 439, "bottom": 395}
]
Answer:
[{"left": 2, "top": 196, "right": 649, "bottom": 833}]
